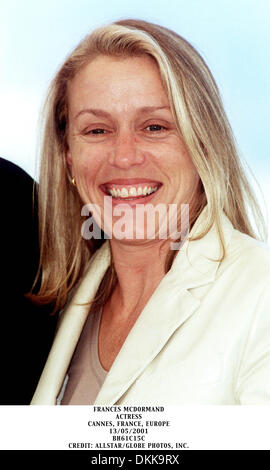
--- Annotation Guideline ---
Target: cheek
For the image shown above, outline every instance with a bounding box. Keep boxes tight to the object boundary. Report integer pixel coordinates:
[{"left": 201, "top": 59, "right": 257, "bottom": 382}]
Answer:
[
  {"left": 71, "top": 147, "right": 101, "bottom": 181},
  {"left": 169, "top": 148, "right": 198, "bottom": 182},
  {"left": 182, "top": 167, "right": 200, "bottom": 196},
  {"left": 170, "top": 149, "right": 200, "bottom": 200}
]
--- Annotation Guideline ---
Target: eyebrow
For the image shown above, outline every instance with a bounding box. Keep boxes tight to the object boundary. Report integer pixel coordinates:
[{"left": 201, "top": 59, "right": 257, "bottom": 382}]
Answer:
[{"left": 74, "top": 106, "right": 171, "bottom": 120}]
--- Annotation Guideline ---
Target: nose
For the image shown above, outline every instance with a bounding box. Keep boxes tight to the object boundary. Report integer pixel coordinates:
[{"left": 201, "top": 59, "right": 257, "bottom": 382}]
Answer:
[{"left": 108, "top": 130, "right": 145, "bottom": 169}]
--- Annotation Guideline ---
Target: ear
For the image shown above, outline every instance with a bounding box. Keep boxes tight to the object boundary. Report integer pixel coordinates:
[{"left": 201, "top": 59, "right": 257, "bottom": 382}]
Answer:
[{"left": 66, "top": 148, "right": 72, "bottom": 168}]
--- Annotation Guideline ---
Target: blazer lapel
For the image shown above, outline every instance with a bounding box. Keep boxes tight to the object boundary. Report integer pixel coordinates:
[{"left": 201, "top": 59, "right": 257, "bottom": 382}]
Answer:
[
  {"left": 94, "top": 273, "right": 200, "bottom": 405},
  {"left": 95, "top": 211, "right": 234, "bottom": 404},
  {"left": 31, "top": 242, "right": 111, "bottom": 404}
]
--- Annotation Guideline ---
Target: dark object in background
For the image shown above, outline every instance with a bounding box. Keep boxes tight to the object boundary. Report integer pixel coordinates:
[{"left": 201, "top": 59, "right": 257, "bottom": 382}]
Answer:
[{"left": 0, "top": 157, "right": 58, "bottom": 404}]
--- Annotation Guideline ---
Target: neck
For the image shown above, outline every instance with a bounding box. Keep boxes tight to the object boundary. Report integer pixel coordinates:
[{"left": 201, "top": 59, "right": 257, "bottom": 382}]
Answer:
[{"left": 108, "top": 238, "right": 172, "bottom": 316}]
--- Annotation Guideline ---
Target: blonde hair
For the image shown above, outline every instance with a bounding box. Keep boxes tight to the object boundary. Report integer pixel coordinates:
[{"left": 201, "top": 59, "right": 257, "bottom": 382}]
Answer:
[{"left": 29, "top": 18, "right": 267, "bottom": 312}]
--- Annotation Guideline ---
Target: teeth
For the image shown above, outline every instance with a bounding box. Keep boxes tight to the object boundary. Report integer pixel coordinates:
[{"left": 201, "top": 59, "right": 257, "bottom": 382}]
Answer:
[
  {"left": 121, "top": 187, "right": 129, "bottom": 197},
  {"left": 107, "top": 185, "right": 159, "bottom": 198},
  {"left": 143, "top": 186, "right": 148, "bottom": 196},
  {"left": 129, "top": 187, "right": 137, "bottom": 196}
]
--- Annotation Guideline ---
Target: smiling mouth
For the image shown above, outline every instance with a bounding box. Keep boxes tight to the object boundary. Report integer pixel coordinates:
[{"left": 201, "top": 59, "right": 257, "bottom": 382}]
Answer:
[{"left": 100, "top": 181, "right": 162, "bottom": 200}]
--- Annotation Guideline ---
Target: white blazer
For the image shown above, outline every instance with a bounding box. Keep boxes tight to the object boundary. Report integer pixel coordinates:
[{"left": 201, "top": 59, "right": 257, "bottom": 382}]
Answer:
[{"left": 31, "top": 209, "right": 270, "bottom": 405}]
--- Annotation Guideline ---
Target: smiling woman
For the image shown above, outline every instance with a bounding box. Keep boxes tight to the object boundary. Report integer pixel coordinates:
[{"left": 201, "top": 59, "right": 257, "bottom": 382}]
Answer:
[
  {"left": 30, "top": 19, "right": 270, "bottom": 405},
  {"left": 66, "top": 54, "right": 199, "bottom": 243}
]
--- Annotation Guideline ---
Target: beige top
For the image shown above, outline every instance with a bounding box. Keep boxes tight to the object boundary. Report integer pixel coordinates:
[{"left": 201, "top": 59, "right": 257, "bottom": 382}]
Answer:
[{"left": 59, "top": 308, "right": 107, "bottom": 405}]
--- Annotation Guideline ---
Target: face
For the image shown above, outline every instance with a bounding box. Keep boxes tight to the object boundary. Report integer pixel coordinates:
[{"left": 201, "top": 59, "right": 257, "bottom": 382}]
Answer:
[{"left": 66, "top": 54, "right": 200, "bottom": 243}]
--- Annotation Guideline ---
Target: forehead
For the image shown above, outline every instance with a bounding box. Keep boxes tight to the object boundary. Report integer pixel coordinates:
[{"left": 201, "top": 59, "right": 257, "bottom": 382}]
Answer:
[
  {"left": 71, "top": 53, "right": 161, "bottom": 82},
  {"left": 67, "top": 54, "right": 169, "bottom": 113}
]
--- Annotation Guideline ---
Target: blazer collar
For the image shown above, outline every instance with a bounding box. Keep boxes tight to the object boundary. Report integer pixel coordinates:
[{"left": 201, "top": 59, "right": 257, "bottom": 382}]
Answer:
[
  {"left": 95, "top": 208, "right": 234, "bottom": 404},
  {"left": 171, "top": 207, "right": 234, "bottom": 289}
]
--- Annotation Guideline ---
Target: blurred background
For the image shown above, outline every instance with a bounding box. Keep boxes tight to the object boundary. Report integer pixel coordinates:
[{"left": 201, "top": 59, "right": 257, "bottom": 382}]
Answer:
[{"left": 0, "top": 0, "right": 269, "bottom": 235}]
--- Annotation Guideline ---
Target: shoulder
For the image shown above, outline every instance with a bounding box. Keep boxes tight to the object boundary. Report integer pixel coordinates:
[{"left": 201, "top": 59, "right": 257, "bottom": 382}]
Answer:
[
  {"left": 0, "top": 157, "right": 34, "bottom": 208},
  {"left": 0, "top": 158, "right": 38, "bottom": 283},
  {"left": 230, "top": 227, "right": 270, "bottom": 267},
  {"left": 0, "top": 157, "right": 33, "bottom": 182},
  {"left": 222, "top": 226, "right": 270, "bottom": 288}
]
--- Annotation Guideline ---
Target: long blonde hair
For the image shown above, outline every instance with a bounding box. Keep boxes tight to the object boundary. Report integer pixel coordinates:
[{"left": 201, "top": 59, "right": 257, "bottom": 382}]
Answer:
[{"left": 29, "top": 18, "right": 267, "bottom": 312}]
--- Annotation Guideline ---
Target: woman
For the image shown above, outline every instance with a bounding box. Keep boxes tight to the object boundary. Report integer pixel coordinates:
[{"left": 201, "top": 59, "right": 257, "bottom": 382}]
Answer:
[{"left": 30, "top": 19, "right": 270, "bottom": 405}]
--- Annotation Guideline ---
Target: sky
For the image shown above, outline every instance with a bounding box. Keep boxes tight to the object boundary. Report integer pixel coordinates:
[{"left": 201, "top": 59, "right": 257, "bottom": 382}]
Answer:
[{"left": 0, "top": 0, "right": 269, "bottom": 230}]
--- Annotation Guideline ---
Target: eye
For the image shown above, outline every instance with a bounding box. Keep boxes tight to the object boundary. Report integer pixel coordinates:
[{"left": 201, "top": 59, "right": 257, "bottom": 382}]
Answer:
[
  {"left": 145, "top": 124, "right": 167, "bottom": 132},
  {"left": 84, "top": 128, "right": 107, "bottom": 135}
]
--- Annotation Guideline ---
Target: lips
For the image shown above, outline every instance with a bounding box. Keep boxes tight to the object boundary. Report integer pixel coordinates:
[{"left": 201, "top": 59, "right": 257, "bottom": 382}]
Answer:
[{"left": 100, "top": 179, "right": 162, "bottom": 201}]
